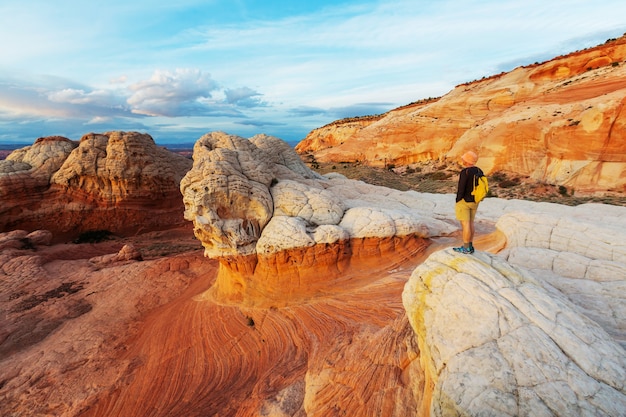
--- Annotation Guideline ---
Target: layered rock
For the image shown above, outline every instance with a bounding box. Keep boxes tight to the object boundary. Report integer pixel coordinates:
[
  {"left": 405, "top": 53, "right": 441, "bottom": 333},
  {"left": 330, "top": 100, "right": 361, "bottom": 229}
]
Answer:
[
  {"left": 0, "top": 228, "right": 210, "bottom": 417},
  {"left": 178, "top": 132, "right": 626, "bottom": 415},
  {"left": 296, "top": 35, "right": 626, "bottom": 194},
  {"left": 0, "top": 131, "right": 192, "bottom": 240},
  {"left": 1, "top": 136, "right": 77, "bottom": 212},
  {"left": 2, "top": 166, "right": 625, "bottom": 416},
  {"left": 2, "top": 129, "right": 625, "bottom": 416},
  {"left": 180, "top": 131, "right": 455, "bottom": 305},
  {"left": 0, "top": 229, "right": 53, "bottom": 250},
  {"left": 0, "top": 220, "right": 429, "bottom": 417}
]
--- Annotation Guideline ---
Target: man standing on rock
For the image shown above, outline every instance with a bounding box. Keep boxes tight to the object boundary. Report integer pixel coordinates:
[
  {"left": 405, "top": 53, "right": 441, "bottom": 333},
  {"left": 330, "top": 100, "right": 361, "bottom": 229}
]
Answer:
[{"left": 453, "top": 151, "right": 482, "bottom": 254}]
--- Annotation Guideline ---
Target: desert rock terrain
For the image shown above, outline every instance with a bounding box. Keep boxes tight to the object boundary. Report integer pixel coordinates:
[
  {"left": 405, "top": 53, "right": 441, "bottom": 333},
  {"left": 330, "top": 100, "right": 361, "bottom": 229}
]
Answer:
[
  {"left": 1, "top": 35, "right": 626, "bottom": 417},
  {"left": 0, "top": 132, "right": 191, "bottom": 241},
  {"left": 4, "top": 132, "right": 623, "bottom": 416}
]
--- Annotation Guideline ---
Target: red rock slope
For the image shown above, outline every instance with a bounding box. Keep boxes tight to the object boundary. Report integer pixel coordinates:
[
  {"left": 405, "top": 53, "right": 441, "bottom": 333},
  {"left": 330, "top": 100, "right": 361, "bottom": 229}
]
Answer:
[
  {"left": 0, "top": 227, "right": 429, "bottom": 417},
  {"left": 296, "top": 35, "right": 626, "bottom": 194}
]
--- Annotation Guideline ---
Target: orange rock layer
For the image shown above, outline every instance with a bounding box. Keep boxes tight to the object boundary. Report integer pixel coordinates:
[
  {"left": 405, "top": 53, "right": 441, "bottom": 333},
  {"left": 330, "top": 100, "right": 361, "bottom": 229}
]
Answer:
[
  {"left": 210, "top": 235, "right": 430, "bottom": 307},
  {"left": 3, "top": 226, "right": 457, "bottom": 416}
]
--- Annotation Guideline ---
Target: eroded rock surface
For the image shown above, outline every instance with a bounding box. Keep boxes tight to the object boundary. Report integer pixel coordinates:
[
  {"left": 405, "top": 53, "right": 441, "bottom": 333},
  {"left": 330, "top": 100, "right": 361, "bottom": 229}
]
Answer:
[
  {"left": 1, "top": 189, "right": 625, "bottom": 417},
  {"left": 181, "top": 132, "right": 457, "bottom": 258},
  {"left": 496, "top": 204, "right": 626, "bottom": 348},
  {"left": 1, "top": 130, "right": 624, "bottom": 417},
  {"left": 403, "top": 197, "right": 626, "bottom": 416},
  {"left": 0, "top": 226, "right": 425, "bottom": 417},
  {"left": 403, "top": 248, "right": 626, "bottom": 416},
  {"left": 180, "top": 132, "right": 455, "bottom": 305}
]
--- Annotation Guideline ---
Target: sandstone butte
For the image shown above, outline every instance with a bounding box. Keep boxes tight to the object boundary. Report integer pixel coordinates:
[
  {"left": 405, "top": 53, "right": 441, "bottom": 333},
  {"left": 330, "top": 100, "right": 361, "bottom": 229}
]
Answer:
[
  {"left": 296, "top": 34, "right": 626, "bottom": 195},
  {"left": 0, "top": 131, "right": 192, "bottom": 241},
  {"left": 1, "top": 129, "right": 624, "bottom": 417}
]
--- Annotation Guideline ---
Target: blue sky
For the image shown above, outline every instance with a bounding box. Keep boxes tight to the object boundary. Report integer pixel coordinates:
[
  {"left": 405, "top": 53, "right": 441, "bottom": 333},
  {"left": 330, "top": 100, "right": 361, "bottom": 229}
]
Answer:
[{"left": 1, "top": 0, "right": 625, "bottom": 145}]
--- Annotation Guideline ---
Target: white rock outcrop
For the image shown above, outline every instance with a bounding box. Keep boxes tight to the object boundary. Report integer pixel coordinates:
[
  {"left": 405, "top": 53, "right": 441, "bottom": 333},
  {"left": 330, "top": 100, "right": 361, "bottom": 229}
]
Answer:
[
  {"left": 403, "top": 249, "right": 626, "bottom": 416},
  {"left": 4, "top": 136, "right": 77, "bottom": 179},
  {"left": 180, "top": 131, "right": 626, "bottom": 416},
  {"left": 402, "top": 195, "right": 626, "bottom": 416},
  {"left": 180, "top": 132, "right": 319, "bottom": 258},
  {"left": 180, "top": 132, "right": 456, "bottom": 258},
  {"left": 494, "top": 204, "right": 626, "bottom": 348},
  {"left": 271, "top": 180, "right": 345, "bottom": 225}
]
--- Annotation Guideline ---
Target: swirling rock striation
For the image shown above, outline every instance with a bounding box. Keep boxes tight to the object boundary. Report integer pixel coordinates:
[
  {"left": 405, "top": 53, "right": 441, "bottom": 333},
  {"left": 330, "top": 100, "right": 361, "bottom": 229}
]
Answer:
[{"left": 0, "top": 226, "right": 425, "bottom": 417}]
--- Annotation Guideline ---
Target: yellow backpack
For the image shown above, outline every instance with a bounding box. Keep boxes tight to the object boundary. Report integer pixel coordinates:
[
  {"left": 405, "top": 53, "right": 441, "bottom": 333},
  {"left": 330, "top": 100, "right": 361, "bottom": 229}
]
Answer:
[{"left": 472, "top": 169, "right": 489, "bottom": 203}]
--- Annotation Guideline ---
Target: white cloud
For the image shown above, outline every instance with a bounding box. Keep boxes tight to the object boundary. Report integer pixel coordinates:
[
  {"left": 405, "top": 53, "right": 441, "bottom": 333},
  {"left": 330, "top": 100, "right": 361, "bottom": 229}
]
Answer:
[
  {"left": 127, "top": 69, "right": 220, "bottom": 116},
  {"left": 0, "top": 79, "right": 132, "bottom": 121},
  {"left": 110, "top": 75, "right": 128, "bottom": 85},
  {"left": 47, "top": 88, "right": 122, "bottom": 106},
  {"left": 224, "top": 87, "right": 264, "bottom": 107},
  {"left": 86, "top": 116, "right": 112, "bottom": 125}
]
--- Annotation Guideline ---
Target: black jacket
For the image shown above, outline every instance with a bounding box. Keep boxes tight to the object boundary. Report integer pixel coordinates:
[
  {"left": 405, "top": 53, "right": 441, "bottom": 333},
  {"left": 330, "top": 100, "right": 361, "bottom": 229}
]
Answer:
[{"left": 456, "top": 166, "right": 483, "bottom": 203}]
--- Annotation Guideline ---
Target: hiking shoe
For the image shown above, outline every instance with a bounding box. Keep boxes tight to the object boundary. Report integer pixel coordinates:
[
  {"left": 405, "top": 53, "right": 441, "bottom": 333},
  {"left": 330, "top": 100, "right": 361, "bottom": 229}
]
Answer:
[{"left": 453, "top": 246, "right": 474, "bottom": 254}]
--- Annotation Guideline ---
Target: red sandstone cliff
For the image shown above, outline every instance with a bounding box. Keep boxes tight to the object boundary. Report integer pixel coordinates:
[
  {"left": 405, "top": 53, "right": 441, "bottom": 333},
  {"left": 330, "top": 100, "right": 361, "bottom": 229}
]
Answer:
[{"left": 296, "top": 36, "right": 626, "bottom": 194}]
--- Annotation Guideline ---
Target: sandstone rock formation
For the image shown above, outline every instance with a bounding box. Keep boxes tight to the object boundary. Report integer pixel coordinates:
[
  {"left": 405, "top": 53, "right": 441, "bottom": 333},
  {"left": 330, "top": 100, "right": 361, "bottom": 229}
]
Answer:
[
  {"left": 1, "top": 132, "right": 624, "bottom": 417},
  {"left": 179, "top": 132, "right": 625, "bottom": 415},
  {"left": 0, "top": 227, "right": 210, "bottom": 416},
  {"left": 496, "top": 204, "right": 626, "bottom": 348},
  {"left": 402, "top": 197, "right": 626, "bottom": 416},
  {"left": 296, "top": 35, "right": 626, "bottom": 194},
  {"left": 0, "top": 132, "right": 192, "bottom": 240},
  {"left": 180, "top": 131, "right": 455, "bottom": 305},
  {"left": 3, "top": 197, "right": 624, "bottom": 417}
]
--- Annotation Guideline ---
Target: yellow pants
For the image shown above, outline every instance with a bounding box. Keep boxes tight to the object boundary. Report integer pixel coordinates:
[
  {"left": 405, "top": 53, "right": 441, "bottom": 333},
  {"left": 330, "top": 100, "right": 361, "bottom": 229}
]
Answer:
[{"left": 455, "top": 200, "right": 478, "bottom": 221}]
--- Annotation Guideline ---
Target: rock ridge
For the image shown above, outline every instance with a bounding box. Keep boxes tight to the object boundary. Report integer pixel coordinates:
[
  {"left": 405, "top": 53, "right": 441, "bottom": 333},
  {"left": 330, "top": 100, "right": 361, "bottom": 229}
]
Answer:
[{"left": 296, "top": 35, "right": 626, "bottom": 194}]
